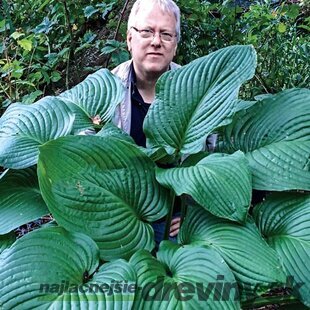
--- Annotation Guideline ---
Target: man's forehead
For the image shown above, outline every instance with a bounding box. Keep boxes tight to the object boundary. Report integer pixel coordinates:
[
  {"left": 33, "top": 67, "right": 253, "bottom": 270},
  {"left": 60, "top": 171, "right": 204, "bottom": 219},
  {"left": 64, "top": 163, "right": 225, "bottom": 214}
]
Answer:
[{"left": 134, "top": 4, "right": 176, "bottom": 26}]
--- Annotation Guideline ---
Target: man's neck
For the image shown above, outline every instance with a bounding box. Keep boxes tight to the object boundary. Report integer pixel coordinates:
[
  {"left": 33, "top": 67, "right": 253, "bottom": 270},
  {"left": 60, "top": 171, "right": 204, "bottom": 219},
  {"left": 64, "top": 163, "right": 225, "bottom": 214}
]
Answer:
[
  {"left": 134, "top": 67, "right": 168, "bottom": 104},
  {"left": 136, "top": 76, "right": 157, "bottom": 104}
]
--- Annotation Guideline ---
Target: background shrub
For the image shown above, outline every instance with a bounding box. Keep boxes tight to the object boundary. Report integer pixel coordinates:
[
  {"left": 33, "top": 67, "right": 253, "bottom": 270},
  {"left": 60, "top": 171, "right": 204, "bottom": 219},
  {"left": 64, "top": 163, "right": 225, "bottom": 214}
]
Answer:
[{"left": 0, "top": 0, "right": 309, "bottom": 107}]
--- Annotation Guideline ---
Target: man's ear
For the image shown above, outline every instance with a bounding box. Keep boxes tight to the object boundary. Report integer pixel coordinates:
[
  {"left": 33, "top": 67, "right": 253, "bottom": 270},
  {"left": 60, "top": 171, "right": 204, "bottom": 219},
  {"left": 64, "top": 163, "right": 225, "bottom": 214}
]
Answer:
[
  {"left": 173, "top": 44, "right": 178, "bottom": 56},
  {"left": 127, "top": 30, "right": 132, "bottom": 52}
]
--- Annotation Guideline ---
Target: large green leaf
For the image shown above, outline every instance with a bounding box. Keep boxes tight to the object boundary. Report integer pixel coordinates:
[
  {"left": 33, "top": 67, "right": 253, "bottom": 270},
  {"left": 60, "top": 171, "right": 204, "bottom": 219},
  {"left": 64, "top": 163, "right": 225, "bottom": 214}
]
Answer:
[
  {"left": 156, "top": 151, "right": 252, "bottom": 222},
  {"left": 0, "top": 167, "right": 48, "bottom": 234},
  {"left": 0, "top": 70, "right": 124, "bottom": 169},
  {"left": 96, "top": 122, "right": 136, "bottom": 144},
  {"left": 246, "top": 141, "right": 310, "bottom": 190},
  {"left": 253, "top": 193, "right": 310, "bottom": 307},
  {"left": 58, "top": 100, "right": 96, "bottom": 135},
  {"left": 129, "top": 242, "right": 240, "bottom": 309},
  {"left": 38, "top": 135, "right": 172, "bottom": 261},
  {"left": 0, "top": 97, "right": 74, "bottom": 169},
  {"left": 144, "top": 45, "right": 256, "bottom": 156},
  {"left": 97, "top": 124, "right": 176, "bottom": 163},
  {"left": 0, "top": 232, "right": 15, "bottom": 255},
  {"left": 0, "top": 227, "right": 136, "bottom": 309},
  {"left": 220, "top": 89, "right": 310, "bottom": 190},
  {"left": 59, "top": 69, "right": 124, "bottom": 130},
  {"left": 179, "top": 204, "right": 287, "bottom": 300}
]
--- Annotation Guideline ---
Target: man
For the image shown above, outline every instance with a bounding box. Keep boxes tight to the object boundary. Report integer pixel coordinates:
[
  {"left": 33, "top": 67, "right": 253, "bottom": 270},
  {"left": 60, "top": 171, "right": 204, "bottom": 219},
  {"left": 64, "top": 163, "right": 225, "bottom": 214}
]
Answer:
[{"left": 112, "top": 0, "right": 181, "bottom": 242}]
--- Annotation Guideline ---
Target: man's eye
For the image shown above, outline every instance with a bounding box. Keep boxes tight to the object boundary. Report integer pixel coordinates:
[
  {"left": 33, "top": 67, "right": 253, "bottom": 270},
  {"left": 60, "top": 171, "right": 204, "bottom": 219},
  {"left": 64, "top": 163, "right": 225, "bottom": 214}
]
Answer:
[
  {"left": 161, "top": 32, "right": 173, "bottom": 37},
  {"left": 141, "top": 29, "right": 153, "bottom": 34}
]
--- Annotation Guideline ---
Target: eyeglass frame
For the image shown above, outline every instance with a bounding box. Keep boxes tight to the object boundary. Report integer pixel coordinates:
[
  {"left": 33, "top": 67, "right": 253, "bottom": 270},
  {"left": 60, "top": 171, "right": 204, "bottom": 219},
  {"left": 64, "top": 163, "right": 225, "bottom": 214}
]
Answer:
[{"left": 130, "top": 26, "right": 177, "bottom": 42}]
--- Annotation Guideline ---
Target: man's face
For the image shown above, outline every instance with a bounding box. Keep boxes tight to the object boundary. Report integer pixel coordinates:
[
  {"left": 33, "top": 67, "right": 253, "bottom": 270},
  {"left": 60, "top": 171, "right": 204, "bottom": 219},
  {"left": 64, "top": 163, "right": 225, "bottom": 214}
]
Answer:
[{"left": 127, "top": 3, "right": 178, "bottom": 80}]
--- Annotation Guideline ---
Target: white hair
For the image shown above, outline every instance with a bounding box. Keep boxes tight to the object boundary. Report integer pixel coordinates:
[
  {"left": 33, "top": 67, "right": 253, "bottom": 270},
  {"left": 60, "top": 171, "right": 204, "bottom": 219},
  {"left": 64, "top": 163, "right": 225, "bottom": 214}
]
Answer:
[{"left": 127, "top": 0, "right": 181, "bottom": 42}]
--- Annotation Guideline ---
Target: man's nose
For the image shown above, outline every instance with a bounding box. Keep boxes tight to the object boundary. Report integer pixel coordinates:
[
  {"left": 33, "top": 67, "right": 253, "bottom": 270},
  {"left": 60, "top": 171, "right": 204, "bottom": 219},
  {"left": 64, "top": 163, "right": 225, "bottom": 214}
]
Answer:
[{"left": 151, "top": 33, "right": 162, "bottom": 46}]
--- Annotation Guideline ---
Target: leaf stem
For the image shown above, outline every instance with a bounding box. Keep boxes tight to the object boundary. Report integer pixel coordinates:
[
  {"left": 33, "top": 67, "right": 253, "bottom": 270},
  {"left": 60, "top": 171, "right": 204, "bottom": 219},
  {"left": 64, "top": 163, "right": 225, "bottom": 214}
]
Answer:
[
  {"left": 180, "top": 194, "right": 186, "bottom": 226},
  {"left": 62, "top": 0, "right": 74, "bottom": 89},
  {"left": 163, "top": 191, "right": 176, "bottom": 240},
  {"left": 26, "top": 43, "right": 37, "bottom": 79},
  {"left": 241, "top": 294, "right": 300, "bottom": 309},
  {"left": 254, "top": 72, "right": 270, "bottom": 94},
  {"left": 0, "top": 82, "right": 11, "bottom": 99}
]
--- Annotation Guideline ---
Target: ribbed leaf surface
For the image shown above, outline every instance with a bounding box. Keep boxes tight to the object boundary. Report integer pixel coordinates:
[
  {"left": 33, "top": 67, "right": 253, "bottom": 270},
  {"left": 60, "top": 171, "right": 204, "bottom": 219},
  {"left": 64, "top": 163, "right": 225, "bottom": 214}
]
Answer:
[
  {"left": 59, "top": 100, "right": 95, "bottom": 135},
  {"left": 144, "top": 45, "right": 256, "bottom": 156},
  {"left": 246, "top": 141, "right": 310, "bottom": 190},
  {"left": 96, "top": 123, "right": 136, "bottom": 144},
  {"left": 96, "top": 123, "right": 167, "bottom": 162},
  {"left": 0, "top": 167, "right": 48, "bottom": 234},
  {"left": 221, "top": 89, "right": 310, "bottom": 190},
  {"left": 0, "top": 97, "right": 74, "bottom": 169},
  {"left": 59, "top": 69, "right": 124, "bottom": 126},
  {"left": 130, "top": 243, "right": 240, "bottom": 309},
  {"left": 254, "top": 193, "right": 310, "bottom": 307},
  {"left": 0, "top": 232, "right": 15, "bottom": 255},
  {"left": 38, "top": 136, "right": 171, "bottom": 261},
  {"left": 0, "top": 227, "right": 136, "bottom": 309},
  {"left": 156, "top": 151, "right": 251, "bottom": 222},
  {"left": 96, "top": 124, "right": 172, "bottom": 162},
  {"left": 179, "top": 205, "right": 286, "bottom": 299}
]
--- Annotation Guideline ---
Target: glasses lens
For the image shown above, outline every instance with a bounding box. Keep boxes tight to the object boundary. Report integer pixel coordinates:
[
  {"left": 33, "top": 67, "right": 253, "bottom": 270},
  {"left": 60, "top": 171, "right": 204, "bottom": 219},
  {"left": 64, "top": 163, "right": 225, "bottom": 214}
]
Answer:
[
  {"left": 133, "top": 27, "right": 175, "bottom": 42},
  {"left": 161, "top": 33, "right": 173, "bottom": 42},
  {"left": 140, "top": 29, "right": 153, "bottom": 38}
]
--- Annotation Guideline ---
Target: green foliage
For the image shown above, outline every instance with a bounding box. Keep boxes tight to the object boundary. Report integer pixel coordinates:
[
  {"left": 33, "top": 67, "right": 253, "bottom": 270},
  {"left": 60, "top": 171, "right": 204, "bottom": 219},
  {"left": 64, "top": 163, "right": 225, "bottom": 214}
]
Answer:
[
  {"left": 144, "top": 45, "right": 256, "bottom": 155},
  {"left": 156, "top": 152, "right": 252, "bottom": 223},
  {"left": 100, "top": 39, "right": 130, "bottom": 66},
  {"left": 179, "top": 204, "right": 287, "bottom": 300},
  {"left": 0, "top": 226, "right": 136, "bottom": 308},
  {"left": 0, "top": 231, "right": 15, "bottom": 255},
  {"left": 175, "top": 0, "right": 310, "bottom": 98},
  {"left": 219, "top": 88, "right": 310, "bottom": 191},
  {"left": 1, "top": 0, "right": 308, "bottom": 112},
  {"left": 0, "top": 69, "right": 123, "bottom": 168},
  {"left": 38, "top": 135, "right": 172, "bottom": 261},
  {"left": 254, "top": 193, "right": 310, "bottom": 307},
  {"left": 0, "top": 45, "right": 309, "bottom": 308},
  {"left": 130, "top": 243, "right": 241, "bottom": 308},
  {"left": 0, "top": 0, "right": 126, "bottom": 111},
  {"left": 0, "top": 167, "right": 48, "bottom": 234}
]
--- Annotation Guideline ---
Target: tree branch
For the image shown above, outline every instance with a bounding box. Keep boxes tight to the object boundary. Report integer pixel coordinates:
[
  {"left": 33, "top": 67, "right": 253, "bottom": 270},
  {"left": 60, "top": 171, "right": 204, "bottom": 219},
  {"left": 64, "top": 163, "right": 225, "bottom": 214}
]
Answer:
[{"left": 105, "top": 0, "right": 131, "bottom": 67}]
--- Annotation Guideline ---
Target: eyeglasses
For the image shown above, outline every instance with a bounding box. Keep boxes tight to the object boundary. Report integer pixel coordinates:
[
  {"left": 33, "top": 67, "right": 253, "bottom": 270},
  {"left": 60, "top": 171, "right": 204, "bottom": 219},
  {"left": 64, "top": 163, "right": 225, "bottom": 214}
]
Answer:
[{"left": 131, "top": 26, "right": 176, "bottom": 42}]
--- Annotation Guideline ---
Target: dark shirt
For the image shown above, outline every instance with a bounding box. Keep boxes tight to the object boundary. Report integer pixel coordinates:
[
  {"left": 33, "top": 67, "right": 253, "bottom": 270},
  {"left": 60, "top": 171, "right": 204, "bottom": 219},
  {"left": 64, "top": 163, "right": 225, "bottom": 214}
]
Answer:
[
  {"left": 129, "top": 64, "right": 151, "bottom": 147},
  {"left": 129, "top": 65, "right": 181, "bottom": 215}
]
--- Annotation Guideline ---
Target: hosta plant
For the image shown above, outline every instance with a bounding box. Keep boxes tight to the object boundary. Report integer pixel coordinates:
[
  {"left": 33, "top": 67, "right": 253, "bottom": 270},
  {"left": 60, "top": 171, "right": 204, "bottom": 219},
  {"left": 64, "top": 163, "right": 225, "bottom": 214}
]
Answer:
[{"left": 0, "top": 45, "right": 309, "bottom": 309}]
